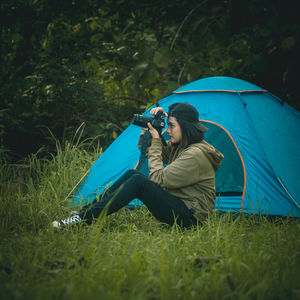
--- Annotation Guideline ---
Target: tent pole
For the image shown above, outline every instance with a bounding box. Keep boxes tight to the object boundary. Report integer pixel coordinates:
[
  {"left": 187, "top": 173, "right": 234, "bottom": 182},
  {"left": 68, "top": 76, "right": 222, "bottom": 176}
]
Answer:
[
  {"left": 64, "top": 169, "right": 90, "bottom": 201},
  {"left": 277, "top": 176, "right": 300, "bottom": 209}
]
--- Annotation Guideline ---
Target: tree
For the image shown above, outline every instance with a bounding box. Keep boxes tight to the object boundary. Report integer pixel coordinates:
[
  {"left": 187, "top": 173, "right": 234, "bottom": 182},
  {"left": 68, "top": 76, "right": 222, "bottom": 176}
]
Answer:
[{"left": 1, "top": 0, "right": 299, "bottom": 161}]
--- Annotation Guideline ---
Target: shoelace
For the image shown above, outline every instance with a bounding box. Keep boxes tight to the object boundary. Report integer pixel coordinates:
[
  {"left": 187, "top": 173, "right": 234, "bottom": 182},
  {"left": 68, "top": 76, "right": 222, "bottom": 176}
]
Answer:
[{"left": 61, "top": 215, "right": 81, "bottom": 225}]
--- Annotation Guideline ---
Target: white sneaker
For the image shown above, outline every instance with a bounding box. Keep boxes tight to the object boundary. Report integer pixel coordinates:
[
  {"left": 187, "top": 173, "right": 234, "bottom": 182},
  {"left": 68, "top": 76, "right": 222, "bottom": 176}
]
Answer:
[{"left": 52, "top": 214, "right": 82, "bottom": 228}]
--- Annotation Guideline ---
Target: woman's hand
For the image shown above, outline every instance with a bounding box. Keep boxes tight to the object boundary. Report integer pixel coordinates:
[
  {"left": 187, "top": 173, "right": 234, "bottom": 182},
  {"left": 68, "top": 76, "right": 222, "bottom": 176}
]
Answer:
[
  {"left": 141, "top": 107, "right": 166, "bottom": 138},
  {"left": 150, "top": 107, "right": 168, "bottom": 117},
  {"left": 147, "top": 122, "right": 160, "bottom": 139}
]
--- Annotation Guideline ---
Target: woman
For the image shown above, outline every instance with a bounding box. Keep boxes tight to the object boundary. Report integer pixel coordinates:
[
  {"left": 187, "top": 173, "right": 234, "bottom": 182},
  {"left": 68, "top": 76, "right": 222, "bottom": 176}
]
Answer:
[{"left": 52, "top": 103, "right": 223, "bottom": 228}]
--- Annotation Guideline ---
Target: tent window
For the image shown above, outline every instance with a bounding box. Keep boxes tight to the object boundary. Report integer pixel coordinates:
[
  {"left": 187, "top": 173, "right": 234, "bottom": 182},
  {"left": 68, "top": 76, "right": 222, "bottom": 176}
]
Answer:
[{"left": 201, "top": 121, "right": 244, "bottom": 196}]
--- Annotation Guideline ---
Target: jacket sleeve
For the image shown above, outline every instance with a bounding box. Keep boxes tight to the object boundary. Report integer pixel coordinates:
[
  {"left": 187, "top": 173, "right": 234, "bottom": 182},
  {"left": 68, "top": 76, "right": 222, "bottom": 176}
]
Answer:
[
  {"left": 148, "top": 138, "right": 205, "bottom": 189},
  {"left": 138, "top": 134, "right": 171, "bottom": 164}
]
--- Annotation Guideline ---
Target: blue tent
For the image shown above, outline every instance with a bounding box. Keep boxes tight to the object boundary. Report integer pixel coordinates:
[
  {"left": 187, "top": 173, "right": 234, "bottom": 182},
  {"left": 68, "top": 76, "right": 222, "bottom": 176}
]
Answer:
[{"left": 71, "top": 76, "right": 300, "bottom": 217}]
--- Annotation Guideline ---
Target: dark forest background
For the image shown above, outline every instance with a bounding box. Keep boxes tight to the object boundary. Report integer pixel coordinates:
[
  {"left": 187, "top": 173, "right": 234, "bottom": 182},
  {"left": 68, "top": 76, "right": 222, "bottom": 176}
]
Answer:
[{"left": 1, "top": 0, "right": 299, "bottom": 162}]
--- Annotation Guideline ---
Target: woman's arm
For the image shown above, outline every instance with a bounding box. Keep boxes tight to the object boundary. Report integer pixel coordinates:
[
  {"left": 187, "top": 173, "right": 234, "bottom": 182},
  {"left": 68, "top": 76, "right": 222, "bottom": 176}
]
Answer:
[{"left": 148, "top": 139, "right": 208, "bottom": 189}]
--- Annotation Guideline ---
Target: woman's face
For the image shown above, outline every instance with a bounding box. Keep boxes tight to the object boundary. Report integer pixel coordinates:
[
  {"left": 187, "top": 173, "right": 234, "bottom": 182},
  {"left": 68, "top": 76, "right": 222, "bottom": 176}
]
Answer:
[{"left": 167, "top": 116, "right": 182, "bottom": 144}]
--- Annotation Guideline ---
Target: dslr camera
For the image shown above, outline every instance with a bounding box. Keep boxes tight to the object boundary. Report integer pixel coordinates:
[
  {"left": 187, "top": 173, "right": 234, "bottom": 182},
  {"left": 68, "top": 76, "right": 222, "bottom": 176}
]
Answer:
[{"left": 132, "top": 110, "right": 165, "bottom": 132}]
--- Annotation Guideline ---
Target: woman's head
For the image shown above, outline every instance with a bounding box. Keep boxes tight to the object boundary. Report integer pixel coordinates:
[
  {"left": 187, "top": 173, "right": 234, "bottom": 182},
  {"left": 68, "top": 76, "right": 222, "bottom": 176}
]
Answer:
[{"left": 167, "top": 103, "right": 208, "bottom": 147}]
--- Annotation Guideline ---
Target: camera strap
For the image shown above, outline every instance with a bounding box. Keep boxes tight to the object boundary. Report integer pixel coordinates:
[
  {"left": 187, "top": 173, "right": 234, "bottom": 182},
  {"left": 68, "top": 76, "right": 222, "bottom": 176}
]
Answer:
[{"left": 136, "top": 130, "right": 151, "bottom": 171}]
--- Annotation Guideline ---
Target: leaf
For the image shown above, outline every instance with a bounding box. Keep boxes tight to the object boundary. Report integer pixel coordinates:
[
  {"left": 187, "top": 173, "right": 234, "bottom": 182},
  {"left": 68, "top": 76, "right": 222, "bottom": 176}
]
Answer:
[
  {"left": 131, "top": 63, "right": 148, "bottom": 81},
  {"left": 168, "top": 81, "right": 178, "bottom": 92},
  {"left": 90, "top": 20, "right": 98, "bottom": 31},
  {"left": 112, "top": 131, "right": 118, "bottom": 139},
  {"left": 153, "top": 47, "right": 172, "bottom": 69},
  {"left": 281, "top": 37, "right": 295, "bottom": 50},
  {"left": 187, "top": 61, "right": 202, "bottom": 78}
]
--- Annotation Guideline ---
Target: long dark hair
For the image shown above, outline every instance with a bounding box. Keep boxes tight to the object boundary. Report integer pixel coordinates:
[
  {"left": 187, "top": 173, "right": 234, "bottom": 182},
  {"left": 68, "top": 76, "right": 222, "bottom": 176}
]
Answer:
[{"left": 173, "top": 118, "right": 204, "bottom": 148}]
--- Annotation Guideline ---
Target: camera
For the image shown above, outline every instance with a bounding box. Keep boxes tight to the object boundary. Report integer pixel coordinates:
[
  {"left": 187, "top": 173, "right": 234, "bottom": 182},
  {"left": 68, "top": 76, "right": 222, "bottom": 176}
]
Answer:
[{"left": 132, "top": 110, "right": 165, "bottom": 132}]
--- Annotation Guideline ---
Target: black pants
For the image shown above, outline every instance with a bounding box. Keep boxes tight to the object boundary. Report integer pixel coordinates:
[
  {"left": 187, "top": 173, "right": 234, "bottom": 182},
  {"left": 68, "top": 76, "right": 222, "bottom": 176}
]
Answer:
[{"left": 80, "top": 169, "right": 197, "bottom": 228}]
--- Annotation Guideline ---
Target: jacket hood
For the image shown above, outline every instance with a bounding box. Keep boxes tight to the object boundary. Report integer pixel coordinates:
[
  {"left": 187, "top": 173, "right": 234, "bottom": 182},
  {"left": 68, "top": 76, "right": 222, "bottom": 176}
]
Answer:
[{"left": 194, "top": 140, "right": 224, "bottom": 171}]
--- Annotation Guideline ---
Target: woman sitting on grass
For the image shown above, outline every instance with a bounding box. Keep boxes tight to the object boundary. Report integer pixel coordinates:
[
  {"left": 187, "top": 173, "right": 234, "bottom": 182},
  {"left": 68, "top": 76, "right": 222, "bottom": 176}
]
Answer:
[{"left": 53, "top": 103, "right": 224, "bottom": 228}]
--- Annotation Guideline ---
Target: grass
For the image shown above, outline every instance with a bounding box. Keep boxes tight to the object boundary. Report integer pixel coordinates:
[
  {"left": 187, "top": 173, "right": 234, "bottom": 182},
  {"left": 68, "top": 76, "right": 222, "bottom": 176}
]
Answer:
[{"left": 0, "top": 139, "right": 299, "bottom": 300}]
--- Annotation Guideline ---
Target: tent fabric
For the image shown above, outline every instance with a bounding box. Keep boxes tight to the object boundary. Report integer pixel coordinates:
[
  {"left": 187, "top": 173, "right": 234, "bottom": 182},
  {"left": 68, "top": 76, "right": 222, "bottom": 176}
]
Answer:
[{"left": 72, "top": 76, "right": 300, "bottom": 217}]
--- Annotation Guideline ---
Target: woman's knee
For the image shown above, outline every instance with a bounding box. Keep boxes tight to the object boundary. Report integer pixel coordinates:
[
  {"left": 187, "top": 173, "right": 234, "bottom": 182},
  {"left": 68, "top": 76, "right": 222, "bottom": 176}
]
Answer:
[
  {"left": 130, "top": 172, "right": 149, "bottom": 185},
  {"left": 120, "top": 169, "right": 140, "bottom": 181},
  {"left": 124, "top": 169, "right": 137, "bottom": 177}
]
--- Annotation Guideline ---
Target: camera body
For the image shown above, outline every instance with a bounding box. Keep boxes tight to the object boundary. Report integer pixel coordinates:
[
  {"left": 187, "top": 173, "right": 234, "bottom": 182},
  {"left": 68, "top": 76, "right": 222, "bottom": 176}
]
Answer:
[{"left": 132, "top": 110, "right": 165, "bottom": 131}]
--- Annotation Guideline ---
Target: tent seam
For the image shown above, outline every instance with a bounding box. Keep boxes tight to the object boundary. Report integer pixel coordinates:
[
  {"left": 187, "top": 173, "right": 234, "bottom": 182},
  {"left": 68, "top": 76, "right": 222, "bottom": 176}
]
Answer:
[
  {"left": 173, "top": 89, "right": 267, "bottom": 94},
  {"left": 236, "top": 92, "right": 298, "bottom": 209}
]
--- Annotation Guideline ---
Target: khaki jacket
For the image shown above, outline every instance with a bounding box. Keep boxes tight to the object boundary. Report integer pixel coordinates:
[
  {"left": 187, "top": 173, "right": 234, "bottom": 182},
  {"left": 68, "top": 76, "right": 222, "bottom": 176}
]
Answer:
[{"left": 148, "top": 138, "right": 224, "bottom": 222}]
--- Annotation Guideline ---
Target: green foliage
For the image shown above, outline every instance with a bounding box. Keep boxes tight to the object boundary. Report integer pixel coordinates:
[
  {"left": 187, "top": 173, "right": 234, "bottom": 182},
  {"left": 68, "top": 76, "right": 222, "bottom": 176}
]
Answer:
[
  {"left": 1, "top": 0, "right": 299, "bottom": 160},
  {"left": 0, "top": 145, "right": 299, "bottom": 299},
  {"left": 0, "top": 129, "right": 101, "bottom": 232}
]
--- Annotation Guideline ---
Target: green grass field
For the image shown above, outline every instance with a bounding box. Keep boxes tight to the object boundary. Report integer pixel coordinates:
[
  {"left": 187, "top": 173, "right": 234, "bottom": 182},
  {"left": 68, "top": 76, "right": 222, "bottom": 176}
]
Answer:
[{"left": 1, "top": 141, "right": 299, "bottom": 300}]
